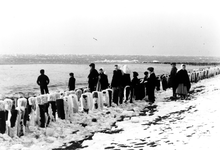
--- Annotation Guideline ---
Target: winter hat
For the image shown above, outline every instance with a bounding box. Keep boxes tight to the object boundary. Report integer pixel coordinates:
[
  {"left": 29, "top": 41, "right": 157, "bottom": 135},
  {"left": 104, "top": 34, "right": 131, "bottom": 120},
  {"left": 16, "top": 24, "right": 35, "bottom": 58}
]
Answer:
[
  {"left": 147, "top": 67, "right": 154, "bottom": 72},
  {"left": 133, "top": 71, "right": 139, "bottom": 77}
]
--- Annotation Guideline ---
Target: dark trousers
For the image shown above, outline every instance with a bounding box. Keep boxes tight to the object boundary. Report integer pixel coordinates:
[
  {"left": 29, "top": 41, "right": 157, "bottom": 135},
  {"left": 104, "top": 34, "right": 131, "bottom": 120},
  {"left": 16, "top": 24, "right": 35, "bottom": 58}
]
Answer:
[
  {"left": 112, "top": 87, "right": 123, "bottom": 105},
  {"left": 39, "top": 103, "right": 50, "bottom": 128},
  {"left": 131, "top": 85, "right": 142, "bottom": 102},
  {"left": 40, "top": 86, "right": 49, "bottom": 94},
  {"left": 89, "top": 85, "right": 96, "bottom": 92},
  {"left": 130, "top": 87, "right": 134, "bottom": 103},
  {"left": 172, "top": 86, "right": 177, "bottom": 98},
  {"left": 148, "top": 88, "right": 155, "bottom": 103}
]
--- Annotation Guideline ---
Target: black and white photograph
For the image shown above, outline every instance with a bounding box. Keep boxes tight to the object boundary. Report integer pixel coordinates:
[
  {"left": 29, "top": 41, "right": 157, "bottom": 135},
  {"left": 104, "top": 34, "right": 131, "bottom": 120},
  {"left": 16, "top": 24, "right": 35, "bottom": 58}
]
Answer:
[{"left": 0, "top": 0, "right": 220, "bottom": 149}]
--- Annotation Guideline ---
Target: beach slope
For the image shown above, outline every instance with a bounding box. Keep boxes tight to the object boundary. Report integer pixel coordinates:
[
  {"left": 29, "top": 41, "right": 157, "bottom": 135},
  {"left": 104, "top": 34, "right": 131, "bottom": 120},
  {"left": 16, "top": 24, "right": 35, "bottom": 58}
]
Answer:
[{"left": 81, "top": 74, "right": 220, "bottom": 150}]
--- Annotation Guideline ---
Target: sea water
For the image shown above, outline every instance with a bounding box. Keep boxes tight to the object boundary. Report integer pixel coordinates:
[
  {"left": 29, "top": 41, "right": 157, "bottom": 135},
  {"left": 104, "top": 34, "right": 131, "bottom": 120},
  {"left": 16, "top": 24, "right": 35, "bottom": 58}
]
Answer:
[{"left": 0, "top": 63, "right": 209, "bottom": 96}]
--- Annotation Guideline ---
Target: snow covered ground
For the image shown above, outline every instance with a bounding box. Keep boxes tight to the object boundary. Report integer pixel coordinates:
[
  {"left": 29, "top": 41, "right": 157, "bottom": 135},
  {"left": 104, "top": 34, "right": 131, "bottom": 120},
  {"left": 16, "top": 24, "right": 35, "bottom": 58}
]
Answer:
[
  {"left": 81, "top": 75, "right": 220, "bottom": 150},
  {"left": 1, "top": 75, "right": 220, "bottom": 150}
]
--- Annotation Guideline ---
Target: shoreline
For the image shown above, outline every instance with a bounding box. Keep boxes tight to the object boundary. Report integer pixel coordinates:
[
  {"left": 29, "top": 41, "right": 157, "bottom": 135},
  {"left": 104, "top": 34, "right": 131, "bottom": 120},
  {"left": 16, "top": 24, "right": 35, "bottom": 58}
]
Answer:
[
  {"left": 0, "top": 54, "right": 220, "bottom": 65},
  {"left": 143, "top": 61, "right": 220, "bottom": 66},
  {"left": 0, "top": 62, "right": 220, "bottom": 66},
  {"left": 0, "top": 74, "right": 220, "bottom": 149}
]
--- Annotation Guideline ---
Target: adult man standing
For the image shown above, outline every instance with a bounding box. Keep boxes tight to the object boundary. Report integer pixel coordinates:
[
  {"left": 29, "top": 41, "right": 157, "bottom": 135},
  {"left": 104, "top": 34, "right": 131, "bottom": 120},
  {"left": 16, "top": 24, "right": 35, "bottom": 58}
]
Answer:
[
  {"left": 96, "top": 68, "right": 109, "bottom": 91},
  {"left": 88, "top": 63, "right": 99, "bottom": 92},
  {"left": 169, "top": 63, "right": 177, "bottom": 99},
  {"left": 111, "top": 65, "right": 123, "bottom": 105},
  {"left": 37, "top": 69, "right": 50, "bottom": 94}
]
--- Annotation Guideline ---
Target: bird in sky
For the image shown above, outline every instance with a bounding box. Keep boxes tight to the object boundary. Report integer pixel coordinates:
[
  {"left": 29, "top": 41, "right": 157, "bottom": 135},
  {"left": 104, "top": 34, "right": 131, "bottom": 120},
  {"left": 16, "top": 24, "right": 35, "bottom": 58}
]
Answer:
[{"left": 93, "top": 37, "right": 98, "bottom": 41}]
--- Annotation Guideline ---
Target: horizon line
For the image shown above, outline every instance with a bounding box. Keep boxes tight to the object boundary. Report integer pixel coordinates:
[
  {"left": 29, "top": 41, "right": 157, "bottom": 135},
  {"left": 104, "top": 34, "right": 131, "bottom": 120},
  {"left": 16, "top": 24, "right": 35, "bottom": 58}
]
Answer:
[{"left": 0, "top": 53, "right": 220, "bottom": 58}]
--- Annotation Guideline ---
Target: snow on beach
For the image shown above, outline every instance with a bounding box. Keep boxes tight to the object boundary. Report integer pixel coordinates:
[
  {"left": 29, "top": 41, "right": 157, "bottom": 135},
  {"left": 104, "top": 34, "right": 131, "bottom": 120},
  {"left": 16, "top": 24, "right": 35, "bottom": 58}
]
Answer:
[
  {"left": 0, "top": 74, "right": 220, "bottom": 150},
  {"left": 82, "top": 74, "right": 220, "bottom": 150}
]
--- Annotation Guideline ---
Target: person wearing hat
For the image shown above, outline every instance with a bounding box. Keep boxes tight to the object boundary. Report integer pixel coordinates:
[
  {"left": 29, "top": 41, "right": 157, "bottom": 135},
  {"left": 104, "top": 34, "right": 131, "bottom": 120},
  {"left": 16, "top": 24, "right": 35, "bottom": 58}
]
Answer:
[
  {"left": 37, "top": 69, "right": 50, "bottom": 94},
  {"left": 169, "top": 62, "right": 177, "bottom": 99},
  {"left": 88, "top": 63, "right": 99, "bottom": 92},
  {"left": 147, "top": 67, "right": 156, "bottom": 104}
]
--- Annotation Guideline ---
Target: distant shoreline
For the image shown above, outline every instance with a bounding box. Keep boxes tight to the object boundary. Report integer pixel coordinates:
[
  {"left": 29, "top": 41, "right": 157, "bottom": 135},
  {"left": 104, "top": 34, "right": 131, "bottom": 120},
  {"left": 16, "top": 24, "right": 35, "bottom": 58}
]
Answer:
[
  {"left": 143, "top": 62, "right": 220, "bottom": 66},
  {"left": 0, "top": 54, "right": 220, "bottom": 65},
  {"left": 0, "top": 62, "right": 220, "bottom": 66}
]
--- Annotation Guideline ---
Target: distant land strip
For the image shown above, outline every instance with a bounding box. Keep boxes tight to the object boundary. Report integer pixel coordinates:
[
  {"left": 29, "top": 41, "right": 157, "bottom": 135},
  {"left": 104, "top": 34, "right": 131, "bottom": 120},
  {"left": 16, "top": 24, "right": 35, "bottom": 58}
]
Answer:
[
  {"left": 0, "top": 54, "right": 220, "bottom": 65},
  {"left": 143, "top": 62, "right": 220, "bottom": 66}
]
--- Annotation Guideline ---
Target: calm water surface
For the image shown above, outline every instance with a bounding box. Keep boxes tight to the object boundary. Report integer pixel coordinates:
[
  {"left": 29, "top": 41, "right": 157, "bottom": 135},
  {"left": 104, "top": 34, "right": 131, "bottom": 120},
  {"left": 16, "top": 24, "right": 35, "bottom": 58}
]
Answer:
[{"left": 0, "top": 63, "right": 209, "bottom": 96}]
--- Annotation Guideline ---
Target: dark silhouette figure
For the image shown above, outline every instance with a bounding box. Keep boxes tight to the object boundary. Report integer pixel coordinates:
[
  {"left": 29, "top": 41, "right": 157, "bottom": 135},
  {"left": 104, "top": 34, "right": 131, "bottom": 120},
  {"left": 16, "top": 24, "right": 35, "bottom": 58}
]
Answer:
[
  {"left": 147, "top": 67, "right": 157, "bottom": 104},
  {"left": 88, "top": 63, "right": 99, "bottom": 92},
  {"left": 96, "top": 68, "right": 109, "bottom": 91},
  {"left": 131, "top": 72, "right": 141, "bottom": 102},
  {"left": 161, "top": 74, "right": 168, "bottom": 91},
  {"left": 37, "top": 69, "right": 50, "bottom": 94},
  {"left": 142, "top": 71, "right": 149, "bottom": 96},
  {"left": 68, "top": 72, "right": 76, "bottom": 91},
  {"left": 169, "top": 63, "right": 178, "bottom": 98},
  {"left": 111, "top": 65, "right": 123, "bottom": 105}
]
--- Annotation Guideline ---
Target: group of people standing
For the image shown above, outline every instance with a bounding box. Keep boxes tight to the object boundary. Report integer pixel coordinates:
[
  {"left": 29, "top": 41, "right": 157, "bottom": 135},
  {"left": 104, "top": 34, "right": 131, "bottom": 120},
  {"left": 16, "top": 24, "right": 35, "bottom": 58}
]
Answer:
[
  {"left": 36, "top": 62, "right": 191, "bottom": 106},
  {"left": 169, "top": 63, "right": 191, "bottom": 100},
  {"left": 83, "top": 63, "right": 158, "bottom": 104}
]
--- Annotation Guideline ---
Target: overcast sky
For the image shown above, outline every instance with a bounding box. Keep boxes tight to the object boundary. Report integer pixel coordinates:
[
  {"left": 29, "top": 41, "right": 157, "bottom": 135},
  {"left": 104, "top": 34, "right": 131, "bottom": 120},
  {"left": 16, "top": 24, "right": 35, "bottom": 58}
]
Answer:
[{"left": 0, "top": 0, "right": 220, "bottom": 56}]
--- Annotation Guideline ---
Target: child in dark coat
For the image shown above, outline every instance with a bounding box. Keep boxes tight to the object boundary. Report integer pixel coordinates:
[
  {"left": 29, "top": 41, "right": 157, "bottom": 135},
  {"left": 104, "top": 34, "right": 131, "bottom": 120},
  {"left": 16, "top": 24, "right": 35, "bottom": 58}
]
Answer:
[{"left": 68, "top": 72, "right": 76, "bottom": 91}]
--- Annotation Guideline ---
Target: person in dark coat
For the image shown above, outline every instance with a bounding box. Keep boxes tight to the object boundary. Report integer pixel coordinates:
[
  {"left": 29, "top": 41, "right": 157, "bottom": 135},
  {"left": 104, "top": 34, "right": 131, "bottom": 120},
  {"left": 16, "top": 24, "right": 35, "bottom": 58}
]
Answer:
[
  {"left": 147, "top": 67, "right": 157, "bottom": 104},
  {"left": 160, "top": 74, "right": 168, "bottom": 91},
  {"left": 169, "top": 63, "right": 178, "bottom": 98},
  {"left": 155, "top": 76, "right": 161, "bottom": 91},
  {"left": 37, "top": 69, "right": 50, "bottom": 94},
  {"left": 142, "top": 71, "right": 149, "bottom": 96},
  {"left": 175, "top": 64, "right": 191, "bottom": 99},
  {"left": 68, "top": 72, "right": 76, "bottom": 91},
  {"left": 96, "top": 68, "right": 109, "bottom": 91},
  {"left": 88, "top": 63, "right": 99, "bottom": 92},
  {"left": 122, "top": 73, "right": 131, "bottom": 88},
  {"left": 111, "top": 65, "right": 123, "bottom": 105},
  {"left": 130, "top": 71, "right": 141, "bottom": 102}
]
